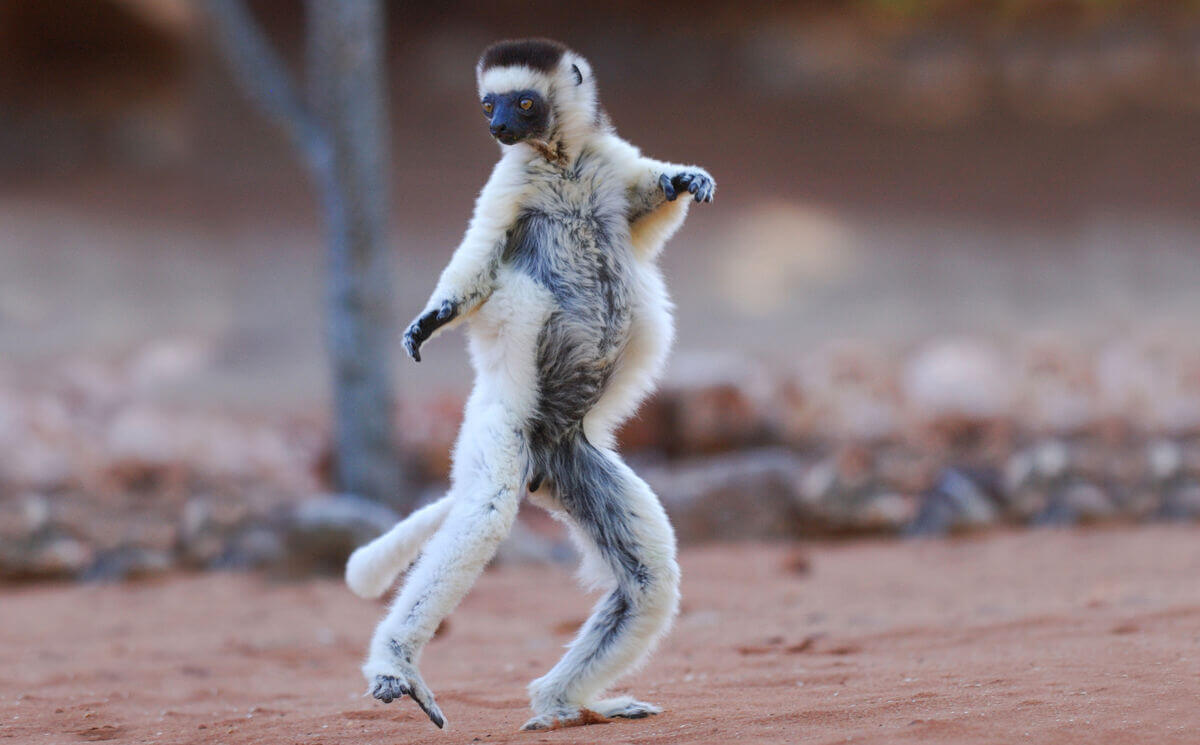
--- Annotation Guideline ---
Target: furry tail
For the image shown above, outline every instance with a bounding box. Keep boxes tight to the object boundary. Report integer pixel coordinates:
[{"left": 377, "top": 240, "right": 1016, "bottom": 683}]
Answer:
[{"left": 344, "top": 494, "right": 454, "bottom": 598}]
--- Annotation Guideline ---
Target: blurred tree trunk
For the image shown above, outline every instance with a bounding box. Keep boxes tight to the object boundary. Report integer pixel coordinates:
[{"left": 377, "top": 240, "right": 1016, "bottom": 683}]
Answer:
[{"left": 207, "top": 0, "right": 405, "bottom": 508}]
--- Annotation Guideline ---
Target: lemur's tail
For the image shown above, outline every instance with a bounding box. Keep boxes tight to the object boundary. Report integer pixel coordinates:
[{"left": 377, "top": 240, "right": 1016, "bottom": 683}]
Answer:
[
  {"left": 344, "top": 494, "right": 454, "bottom": 599},
  {"left": 536, "top": 431, "right": 629, "bottom": 541}
]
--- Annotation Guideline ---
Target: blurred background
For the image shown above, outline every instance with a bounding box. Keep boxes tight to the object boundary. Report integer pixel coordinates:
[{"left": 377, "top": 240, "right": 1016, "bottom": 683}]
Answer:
[{"left": 3, "top": 0, "right": 1200, "bottom": 582}]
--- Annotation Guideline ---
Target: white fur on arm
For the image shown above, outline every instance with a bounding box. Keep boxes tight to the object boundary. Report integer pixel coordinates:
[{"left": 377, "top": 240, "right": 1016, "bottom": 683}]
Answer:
[
  {"left": 629, "top": 179, "right": 691, "bottom": 260},
  {"left": 599, "top": 134, "right": 710, "bottom": 261},
  {"left": 421, "top": 155, "right": 530, "bottom": 332}
]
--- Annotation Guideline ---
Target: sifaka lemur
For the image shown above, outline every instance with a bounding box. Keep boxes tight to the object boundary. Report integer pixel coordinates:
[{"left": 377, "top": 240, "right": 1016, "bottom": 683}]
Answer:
[{"left": 345, "top": 38, "right": 714, "bottom": 731}]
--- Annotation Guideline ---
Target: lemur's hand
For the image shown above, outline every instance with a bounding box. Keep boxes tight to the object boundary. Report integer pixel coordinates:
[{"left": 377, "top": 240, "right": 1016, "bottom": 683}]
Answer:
[
  {"left": 402, "top": 300, "right": 458, "bottom": 362},
  {"left": 659, "top": 170, "right": 715, "bottom": 204}
]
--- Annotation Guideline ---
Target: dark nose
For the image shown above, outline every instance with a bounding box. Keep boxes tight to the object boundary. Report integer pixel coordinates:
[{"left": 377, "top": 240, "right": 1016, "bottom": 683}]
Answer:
[{"left": 490, "top": 122, "right": 507, "bottom": 137}]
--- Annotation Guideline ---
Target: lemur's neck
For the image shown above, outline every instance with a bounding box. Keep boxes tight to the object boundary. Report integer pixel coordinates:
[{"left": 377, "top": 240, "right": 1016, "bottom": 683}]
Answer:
[
  {"left": 524, "top": 128, "right": 595, "bottom": 169},
  {"left": 526, "top": 136, "right": 569, "bottom": 165},
  {"left": 526, "top": 105, "right": 599, "bottom": 167}
]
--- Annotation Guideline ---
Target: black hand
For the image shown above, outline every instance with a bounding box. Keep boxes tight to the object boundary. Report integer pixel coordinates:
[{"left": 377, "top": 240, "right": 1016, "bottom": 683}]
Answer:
[
  {"left": 670, "top": 171, "right": 714, "bottom": 204},
  {"left": 403, "top": 299, "right": 458, "bottom": 362}
]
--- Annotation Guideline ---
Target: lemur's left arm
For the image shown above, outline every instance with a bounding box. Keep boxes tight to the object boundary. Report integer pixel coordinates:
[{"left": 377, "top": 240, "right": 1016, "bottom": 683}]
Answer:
[
  {"left": 403, "top": 157, "right": 528, "bottom": 361},
  {"left": 601, "top": 134, "right": 714, "bottom": 261}
]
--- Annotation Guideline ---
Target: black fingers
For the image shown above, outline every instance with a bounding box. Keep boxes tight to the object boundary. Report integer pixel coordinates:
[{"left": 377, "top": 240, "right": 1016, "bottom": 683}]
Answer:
[
  {"left": 659, "top": 173, "right": 678, "bottom": 202},
  {"left": 671, "top": 171, "right": 714, "bottom": 204},
  {"left": 403, "top": 300, "right": 459, "bottom": 363}
]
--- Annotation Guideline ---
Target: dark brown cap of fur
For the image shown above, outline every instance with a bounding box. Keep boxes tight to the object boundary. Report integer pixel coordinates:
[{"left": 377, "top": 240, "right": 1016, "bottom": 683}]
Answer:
[{"left": 479, "top": 38, "right": 568, "bottom": 73}]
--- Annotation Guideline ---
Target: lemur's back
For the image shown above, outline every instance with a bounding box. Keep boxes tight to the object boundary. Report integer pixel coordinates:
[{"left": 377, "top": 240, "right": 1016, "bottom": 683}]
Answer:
[{"left": 502, "top": 148, "right": 637, "bottom": 446}]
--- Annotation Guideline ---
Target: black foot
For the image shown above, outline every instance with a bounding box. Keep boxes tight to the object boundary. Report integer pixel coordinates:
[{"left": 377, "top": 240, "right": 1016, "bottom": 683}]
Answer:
[{"left": 369, "top": 673, "right": 445, "bottom": 729}]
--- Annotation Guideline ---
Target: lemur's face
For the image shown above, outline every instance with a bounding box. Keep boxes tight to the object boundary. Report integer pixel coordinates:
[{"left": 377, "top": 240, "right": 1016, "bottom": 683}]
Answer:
[{"left": 481, "top": 88, "right": 550, "bottom": 145}]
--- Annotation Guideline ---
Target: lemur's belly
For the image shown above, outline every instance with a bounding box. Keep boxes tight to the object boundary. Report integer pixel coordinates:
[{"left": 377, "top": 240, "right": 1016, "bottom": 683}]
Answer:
[{"left": 502, "top": 180, "right": 637, "bottom": 444}]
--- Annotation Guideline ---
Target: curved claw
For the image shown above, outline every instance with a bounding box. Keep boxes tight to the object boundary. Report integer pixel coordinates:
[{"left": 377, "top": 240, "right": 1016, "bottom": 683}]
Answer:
[
  {"left": 370, "top": 673, "right": 445, "bottom": 729},
  {"left": 409, "top": 685, "right": 446, "bottom": 729}
]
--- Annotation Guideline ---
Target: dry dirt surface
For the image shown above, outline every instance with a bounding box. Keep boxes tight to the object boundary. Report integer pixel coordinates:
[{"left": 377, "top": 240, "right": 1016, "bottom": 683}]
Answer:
[{"left": 3, "top": 526, "right": 1199, "bottom": 745}]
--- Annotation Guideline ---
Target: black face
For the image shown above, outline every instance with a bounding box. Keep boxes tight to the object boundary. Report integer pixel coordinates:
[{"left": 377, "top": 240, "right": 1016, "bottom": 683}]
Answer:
[{"left": 481, "top": 89, "right": 549, "bottom": 145}]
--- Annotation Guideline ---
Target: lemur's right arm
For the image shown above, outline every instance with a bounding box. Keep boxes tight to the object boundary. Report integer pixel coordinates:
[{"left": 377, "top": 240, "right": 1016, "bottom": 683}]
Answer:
[
  {"left": 598, "top": 133, "right": 714, "bottom": 262},
  {"left": 403, "top": 157, "right": 528, "bottom": 361}
]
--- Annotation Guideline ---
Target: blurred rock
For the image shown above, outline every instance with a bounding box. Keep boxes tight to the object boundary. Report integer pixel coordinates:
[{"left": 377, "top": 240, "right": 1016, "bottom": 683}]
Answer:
[
  {"left": 792, "top": 342, "right": 900, "bottom": 443},
  {"left": 218, "top": 526, "right": 286, "bottom": 571},
  {"left": 852, "top": 492, "right": 919, "bottom": 533},
  {"left": 174, "top": 498, "right": 226, "bottom": 568},
  {"left": 1158, "top": 484, "right": 1200, "bottom": 522},
  {"left": 1036, "top": 482, "right": 1118, "bottom": 527},
  {"left": 20, "top": 492, "right": 51, "bottom": 535},
  {"left": 275, "top": 494, "right": 400, "bottom": 575},
  {"left": 1147, "top": 439, "right": 1183, "bottom": 482},
  {"left": 0, "top": 535, "right": 94, "bottom": 582},
  {"left": 0, "top": 494, "right": 95, "bottom": 581},
  {"left": 907, "top": 468, "right": 1000, "bottom": 537},
  {"left": 658, "top": 352, "right": 774, "bottom": 456},
  {"left": 645, "top": 448, "right": 806, "bottom": 541},
  {"left": 645, "top": 446, "right": 921, "bottom": 539},
  {"left": 1020, "top": 340, "right": 1098, "bottom": 435},
  {"left": 904, "top": 339, "right": 1014, "bottom": 422},
  {"left": 615, "top": 394, "right": 672, "bottom": 453},
  {"left": 82, "top": 545, "right": 172, "bottom": 582}
]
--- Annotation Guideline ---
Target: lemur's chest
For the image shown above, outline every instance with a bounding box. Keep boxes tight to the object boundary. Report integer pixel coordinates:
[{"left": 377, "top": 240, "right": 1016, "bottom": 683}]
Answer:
[
  {"left": 524, "top": 155, "right": 624, "bottom": 220},
  {"left": 502, "top": 153, "right": 631, "bottom": 286}
]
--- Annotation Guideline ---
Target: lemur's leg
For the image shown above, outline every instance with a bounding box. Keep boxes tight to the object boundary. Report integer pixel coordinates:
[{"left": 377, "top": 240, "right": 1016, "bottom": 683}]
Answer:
[
  {"left": 523, "top": 442, "right": 680, "bottom": 730},
  {"left": 345, "top": 493, "right": 454, "bottom": 599},
  {"left": 362, "top": 401, "right": 526, "bottom": 728}
]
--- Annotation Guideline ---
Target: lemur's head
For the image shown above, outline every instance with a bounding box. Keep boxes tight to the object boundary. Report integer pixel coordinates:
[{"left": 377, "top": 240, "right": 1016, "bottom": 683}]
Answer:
[{"left": 476, "top": 39, "right": 600, "bottom": 154}]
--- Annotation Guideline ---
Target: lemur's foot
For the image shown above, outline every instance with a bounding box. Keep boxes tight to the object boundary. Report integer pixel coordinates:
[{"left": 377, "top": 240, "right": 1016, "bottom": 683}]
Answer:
[
  {"left": 519, "top": 707, "right": 608, "bottom": 731},
  {"left": 402, "top": 299, "right": 458, "bottom": 362},
  {"left": 659, "top": 171, "right": 715, "bottom": 203},
  {"left": 590, "top": 695, "right": 662, "bottom": 719},
  {"left": 366, "top": 664, "right": 446, "bottom": 728}
]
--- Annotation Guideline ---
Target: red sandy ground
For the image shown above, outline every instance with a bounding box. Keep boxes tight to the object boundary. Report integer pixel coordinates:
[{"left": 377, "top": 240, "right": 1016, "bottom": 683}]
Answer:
[{"left": 3, "top": 526, "right": 1199, "bottom": 745}]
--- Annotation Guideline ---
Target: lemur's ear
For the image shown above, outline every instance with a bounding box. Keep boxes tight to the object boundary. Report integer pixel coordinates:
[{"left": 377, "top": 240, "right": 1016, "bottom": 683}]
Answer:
[{"left": 571, "top": 64, "right": 583, "bottom": 85}]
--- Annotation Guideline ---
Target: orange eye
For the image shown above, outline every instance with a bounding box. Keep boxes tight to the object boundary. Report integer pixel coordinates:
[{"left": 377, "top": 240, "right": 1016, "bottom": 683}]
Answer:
[
  {"left": 519, "top": 98, "right": 533, "bottom": 111},
  {"left": 482, "top": 101, "right": 493, "bottom": 114}
]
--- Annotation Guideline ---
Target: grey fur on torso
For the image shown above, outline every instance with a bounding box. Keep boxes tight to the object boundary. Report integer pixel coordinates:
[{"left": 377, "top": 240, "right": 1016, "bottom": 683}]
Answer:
[{"left": 502, "top": 147, "right": 637, "bottom": 449}]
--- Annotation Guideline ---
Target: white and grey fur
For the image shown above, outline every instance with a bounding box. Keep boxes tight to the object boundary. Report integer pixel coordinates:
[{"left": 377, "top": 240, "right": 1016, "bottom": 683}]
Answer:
[{"left": 346, "top": 38, "right": 714, "bottom": 731}]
